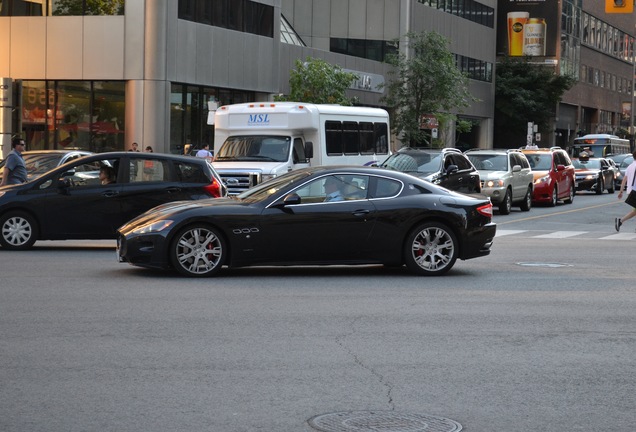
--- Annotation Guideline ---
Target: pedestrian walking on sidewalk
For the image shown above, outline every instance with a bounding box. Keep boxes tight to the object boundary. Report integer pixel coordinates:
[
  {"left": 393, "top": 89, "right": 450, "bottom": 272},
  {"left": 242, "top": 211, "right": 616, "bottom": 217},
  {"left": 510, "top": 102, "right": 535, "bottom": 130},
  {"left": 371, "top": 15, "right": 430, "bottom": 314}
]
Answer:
[{"left": 615, "top": 150, "right": 636, "bottom": 231}]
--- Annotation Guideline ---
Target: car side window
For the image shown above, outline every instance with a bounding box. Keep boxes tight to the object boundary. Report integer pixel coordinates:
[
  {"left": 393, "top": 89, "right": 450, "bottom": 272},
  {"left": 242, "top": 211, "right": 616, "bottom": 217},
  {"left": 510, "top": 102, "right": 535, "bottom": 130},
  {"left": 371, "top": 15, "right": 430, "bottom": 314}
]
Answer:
[
  {"left": 174, "top": 161, "right": 210, "bottom": 183},
  {"left": 130, "top": 158, "right": 170, "bottom": 182},
  {"left": 452, "top": 154, "right": 472, "bottom": 171},
  {"left": 371, "top": 177, "right": 402, "bottom": 198},
  {"left": 60, "top": 159, "right": 116, "bottom": 187}
]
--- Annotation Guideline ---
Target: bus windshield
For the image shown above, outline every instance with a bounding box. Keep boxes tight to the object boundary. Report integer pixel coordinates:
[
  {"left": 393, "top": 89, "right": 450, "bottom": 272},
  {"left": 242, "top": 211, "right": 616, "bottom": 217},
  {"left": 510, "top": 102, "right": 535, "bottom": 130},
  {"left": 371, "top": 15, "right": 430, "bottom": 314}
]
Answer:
[
  {"left": 571, "top": 134, "right": 630, "bottom": 158},
  {"left": 215, "top": 136, "right": 291, "bottom": 162}
]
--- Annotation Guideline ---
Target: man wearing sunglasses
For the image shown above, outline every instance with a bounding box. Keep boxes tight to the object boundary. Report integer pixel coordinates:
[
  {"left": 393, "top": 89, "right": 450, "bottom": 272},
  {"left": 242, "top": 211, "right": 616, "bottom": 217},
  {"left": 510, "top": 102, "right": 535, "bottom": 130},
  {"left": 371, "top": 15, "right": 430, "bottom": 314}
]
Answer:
[{"left": 1, "top": 137, "right": 28, "bottom": 186}]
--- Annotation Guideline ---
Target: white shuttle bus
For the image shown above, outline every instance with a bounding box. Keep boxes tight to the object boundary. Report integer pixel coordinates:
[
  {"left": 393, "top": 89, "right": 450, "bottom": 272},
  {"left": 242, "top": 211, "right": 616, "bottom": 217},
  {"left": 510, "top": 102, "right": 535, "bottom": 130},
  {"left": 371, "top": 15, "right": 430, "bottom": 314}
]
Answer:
[{"left": 212, "top": 102, "right": 390, "bottom": 194}]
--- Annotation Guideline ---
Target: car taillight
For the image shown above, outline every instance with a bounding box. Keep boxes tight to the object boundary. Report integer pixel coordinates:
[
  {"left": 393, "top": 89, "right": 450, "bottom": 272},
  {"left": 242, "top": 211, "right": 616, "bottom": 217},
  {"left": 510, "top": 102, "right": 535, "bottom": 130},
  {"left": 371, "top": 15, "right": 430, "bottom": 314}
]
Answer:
[
  {"left": 204, "top": 178, "right": 222, "bottom": 198},
  {"left": 476, "top": 203, "right": 493, "bottom": 218}
]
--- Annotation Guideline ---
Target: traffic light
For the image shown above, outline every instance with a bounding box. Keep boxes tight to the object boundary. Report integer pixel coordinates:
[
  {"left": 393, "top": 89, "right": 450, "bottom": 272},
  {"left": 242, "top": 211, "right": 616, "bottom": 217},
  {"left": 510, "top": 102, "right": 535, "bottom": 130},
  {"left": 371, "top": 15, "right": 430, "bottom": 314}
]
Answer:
[{"left": 606, "top": 0, "right": 634, "bottom": 13}]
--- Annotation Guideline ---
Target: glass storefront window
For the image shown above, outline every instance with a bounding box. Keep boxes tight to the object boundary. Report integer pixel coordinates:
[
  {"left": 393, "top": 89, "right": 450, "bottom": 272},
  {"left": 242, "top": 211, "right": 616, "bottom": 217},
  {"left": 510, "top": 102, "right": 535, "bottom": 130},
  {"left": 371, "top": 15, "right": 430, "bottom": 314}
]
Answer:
[
  {"left": 169, "top": 83, "right": 253, "bottom": 154},
  {"left": 21, "top": 80, "right": 125, "bottom": 152},
  {"left": 0, "top": 0, "right": 124, "bottom": 16}
]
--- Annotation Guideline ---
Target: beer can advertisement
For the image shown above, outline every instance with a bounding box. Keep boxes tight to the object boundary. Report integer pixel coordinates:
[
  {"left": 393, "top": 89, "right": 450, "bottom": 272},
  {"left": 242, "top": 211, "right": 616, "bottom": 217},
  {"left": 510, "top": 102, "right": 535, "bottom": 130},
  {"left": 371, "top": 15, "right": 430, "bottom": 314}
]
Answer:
[{"left": 496, "top": 0, "right": 559, "bottom": 58}]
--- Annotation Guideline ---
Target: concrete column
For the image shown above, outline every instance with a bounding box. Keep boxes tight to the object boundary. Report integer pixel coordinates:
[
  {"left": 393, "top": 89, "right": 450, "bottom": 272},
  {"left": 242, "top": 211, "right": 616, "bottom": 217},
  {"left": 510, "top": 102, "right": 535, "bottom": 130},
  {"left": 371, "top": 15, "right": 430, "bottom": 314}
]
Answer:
[{"left": 0, "top": 78, "right": 13, "bottom": 158}]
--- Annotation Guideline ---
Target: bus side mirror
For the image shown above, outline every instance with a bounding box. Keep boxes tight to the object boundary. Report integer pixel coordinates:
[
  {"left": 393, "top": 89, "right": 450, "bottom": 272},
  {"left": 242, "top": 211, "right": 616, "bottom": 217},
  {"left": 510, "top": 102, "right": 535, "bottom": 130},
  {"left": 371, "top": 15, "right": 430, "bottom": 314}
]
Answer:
[{"left": 304, "top": 141, "right": 313, "bottom": 159}]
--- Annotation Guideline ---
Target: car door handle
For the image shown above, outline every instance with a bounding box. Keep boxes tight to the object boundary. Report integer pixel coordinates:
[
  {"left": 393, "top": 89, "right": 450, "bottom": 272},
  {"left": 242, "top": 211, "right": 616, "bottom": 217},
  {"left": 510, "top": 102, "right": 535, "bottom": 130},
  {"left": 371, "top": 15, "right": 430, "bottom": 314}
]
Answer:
[
  {"left": 352, "top": 209, "right": 371, "bottom": 217},
  {"left": 102, "top": 190, "right": 119, "bottom": 197}
]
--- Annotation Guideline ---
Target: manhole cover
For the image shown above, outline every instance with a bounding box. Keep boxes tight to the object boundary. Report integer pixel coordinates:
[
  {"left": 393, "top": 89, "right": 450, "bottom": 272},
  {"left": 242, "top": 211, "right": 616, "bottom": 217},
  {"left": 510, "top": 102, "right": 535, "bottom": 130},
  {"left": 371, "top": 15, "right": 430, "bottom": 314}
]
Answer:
[
  {"left": 308, "top": 411, "right": 462, "bottom": 432},
  {"left": 516, "top": 262, "right": 573, "bottom": 268}
]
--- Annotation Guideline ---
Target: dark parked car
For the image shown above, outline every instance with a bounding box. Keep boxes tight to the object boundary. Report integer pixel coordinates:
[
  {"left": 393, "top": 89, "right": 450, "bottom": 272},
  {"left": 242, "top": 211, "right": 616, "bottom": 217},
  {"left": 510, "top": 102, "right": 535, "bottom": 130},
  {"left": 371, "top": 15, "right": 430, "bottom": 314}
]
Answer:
[
  {"left": 0, "top": 152, "right": 226, "bottom": 250},
  {"left": 378, "top": 147, "right": 481, "bottom": 194},
  {"left": 611, "top": 153, "right": 633, "bottom": 189},
  {"left": 117, "top": 166, "right": 496, "bottom": 277},
  {"left": 0, "top": 150, "right": 93, "bottom": 183},
  {"left": 572, "top": 156, "right": 615, "bottom": 194}
]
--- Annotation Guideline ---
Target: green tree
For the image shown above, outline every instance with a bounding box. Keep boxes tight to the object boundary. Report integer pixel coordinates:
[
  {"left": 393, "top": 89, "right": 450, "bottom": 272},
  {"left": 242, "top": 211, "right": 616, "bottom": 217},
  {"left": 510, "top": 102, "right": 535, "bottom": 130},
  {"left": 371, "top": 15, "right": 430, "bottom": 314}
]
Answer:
[
  {"left": 381, "top": 31, "right": 475, "bottom": 148},
  {"left": 54, "top": 0, "right": 124, "bottom": 16},
  {"left": 495, "top": 57, "right": 576, "bottom": 147},
  {"left": 275, "top": 57, "right": 359, "bottom": 105}
]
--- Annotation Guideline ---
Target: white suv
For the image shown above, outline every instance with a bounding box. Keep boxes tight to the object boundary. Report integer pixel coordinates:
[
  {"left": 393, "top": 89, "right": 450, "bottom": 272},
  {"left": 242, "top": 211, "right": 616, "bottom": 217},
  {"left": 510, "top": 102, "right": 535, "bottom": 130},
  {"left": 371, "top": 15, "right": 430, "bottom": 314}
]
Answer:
[{"left": 466, "top": 149, "right": 534, "bottom": 214}]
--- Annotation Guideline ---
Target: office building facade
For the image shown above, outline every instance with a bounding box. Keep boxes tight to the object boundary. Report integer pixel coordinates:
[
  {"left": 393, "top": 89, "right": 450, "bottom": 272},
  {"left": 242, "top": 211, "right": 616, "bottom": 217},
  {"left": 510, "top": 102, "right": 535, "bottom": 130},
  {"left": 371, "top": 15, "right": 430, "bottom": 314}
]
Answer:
[{"left": 1, "top": 0, "right": 497, "bottom": 157}]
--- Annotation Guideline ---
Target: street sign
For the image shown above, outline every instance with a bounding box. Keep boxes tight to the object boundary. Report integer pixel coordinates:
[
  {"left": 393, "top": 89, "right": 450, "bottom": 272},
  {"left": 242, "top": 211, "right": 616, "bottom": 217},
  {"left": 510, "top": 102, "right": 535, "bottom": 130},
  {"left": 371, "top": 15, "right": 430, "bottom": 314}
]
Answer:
[{"left": 605, "top": 0, "right": 634, "bottom": 13}]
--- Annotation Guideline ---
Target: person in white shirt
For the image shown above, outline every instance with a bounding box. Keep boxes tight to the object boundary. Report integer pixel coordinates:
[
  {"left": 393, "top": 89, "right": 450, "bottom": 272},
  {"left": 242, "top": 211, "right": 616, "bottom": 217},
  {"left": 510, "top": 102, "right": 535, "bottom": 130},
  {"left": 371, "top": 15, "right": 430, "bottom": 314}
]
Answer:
[
  {"left": 615, "top": 150, "right": 636, "bottom": 231},
  {"left": 196, "top": 144, "right": 213, "bottom": 158}
]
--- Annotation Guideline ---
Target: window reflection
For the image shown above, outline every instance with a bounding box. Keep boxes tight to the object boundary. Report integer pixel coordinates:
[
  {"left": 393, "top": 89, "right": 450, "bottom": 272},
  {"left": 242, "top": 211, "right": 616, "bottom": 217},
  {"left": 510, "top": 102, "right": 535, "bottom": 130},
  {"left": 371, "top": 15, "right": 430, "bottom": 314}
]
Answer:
[
  {"left": 0, "top": 0, "right": 124, "bottom": 16},
  {"left": 21, "top": 81, "right": 125, "bottom": 152}
]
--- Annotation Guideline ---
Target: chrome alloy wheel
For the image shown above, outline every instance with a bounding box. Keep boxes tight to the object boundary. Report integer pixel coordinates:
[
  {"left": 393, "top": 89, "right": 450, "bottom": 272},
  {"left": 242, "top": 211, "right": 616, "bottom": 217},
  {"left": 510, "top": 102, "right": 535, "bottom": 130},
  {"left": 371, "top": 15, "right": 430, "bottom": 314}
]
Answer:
[
  {"left": 405, "top": 222, "right": 458, "bottom": 275},
  {"left": 172, "top": 225, "right": 225, "bottom": 276}
]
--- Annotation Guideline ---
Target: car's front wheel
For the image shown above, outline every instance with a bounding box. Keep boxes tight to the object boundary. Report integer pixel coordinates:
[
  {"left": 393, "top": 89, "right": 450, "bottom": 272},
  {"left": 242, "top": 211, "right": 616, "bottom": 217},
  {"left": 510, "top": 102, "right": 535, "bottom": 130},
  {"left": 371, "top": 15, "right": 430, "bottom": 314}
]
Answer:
[
  {"left": 498, "top": 189, "right": 512, "bottom": 215},
  {"left": 519, "top": 186, "right": 532, "bottom": 211},
  {"left": 596, "top": 177, "right": 604, "bottom": 195},
  {"left": 549, "top": 186, "right": 558, "bottom": 207},
  {"left": 0, "top": 211, "right": 39, "bottom": 250},
  {"left": 404, "top": 222, "right": 458, "bottom": 276},
  {"left": 169, "top": 224, "right": 226, "bottom": 277}
]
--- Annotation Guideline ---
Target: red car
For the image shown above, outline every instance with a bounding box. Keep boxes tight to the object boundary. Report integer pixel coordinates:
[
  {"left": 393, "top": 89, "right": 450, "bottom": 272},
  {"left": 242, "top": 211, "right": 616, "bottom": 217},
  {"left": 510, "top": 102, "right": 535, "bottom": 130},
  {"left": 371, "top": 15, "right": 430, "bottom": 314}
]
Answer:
[{"left": 522, "top": 147, "right": 575, "bottom": 206}]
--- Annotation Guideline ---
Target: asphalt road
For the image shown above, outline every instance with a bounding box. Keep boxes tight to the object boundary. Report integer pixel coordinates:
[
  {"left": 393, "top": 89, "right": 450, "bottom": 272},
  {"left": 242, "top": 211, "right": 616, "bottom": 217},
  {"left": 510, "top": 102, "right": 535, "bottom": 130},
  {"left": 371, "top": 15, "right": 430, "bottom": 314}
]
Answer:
[{"left": 1, "top": 192, "right": 634, "bottom": 432}]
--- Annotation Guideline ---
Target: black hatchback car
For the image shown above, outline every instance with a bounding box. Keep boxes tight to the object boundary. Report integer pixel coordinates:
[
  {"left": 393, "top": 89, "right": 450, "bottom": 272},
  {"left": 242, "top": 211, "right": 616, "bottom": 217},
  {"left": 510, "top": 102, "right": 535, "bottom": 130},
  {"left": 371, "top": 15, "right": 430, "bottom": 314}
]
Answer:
[
  {"left": 378, "top": 147, "right": 481, "bottom": 194},
  {"left": 0, "top": 151, "right": 226, "bottom": 250}
]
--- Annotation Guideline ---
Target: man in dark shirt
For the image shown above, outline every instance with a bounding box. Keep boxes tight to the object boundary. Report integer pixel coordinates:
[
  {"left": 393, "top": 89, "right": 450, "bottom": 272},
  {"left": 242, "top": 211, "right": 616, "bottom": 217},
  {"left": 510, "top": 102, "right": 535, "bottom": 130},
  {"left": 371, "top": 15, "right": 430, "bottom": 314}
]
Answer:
[{"left": 1, "top": 137, "right": 28, "bottom": 186}]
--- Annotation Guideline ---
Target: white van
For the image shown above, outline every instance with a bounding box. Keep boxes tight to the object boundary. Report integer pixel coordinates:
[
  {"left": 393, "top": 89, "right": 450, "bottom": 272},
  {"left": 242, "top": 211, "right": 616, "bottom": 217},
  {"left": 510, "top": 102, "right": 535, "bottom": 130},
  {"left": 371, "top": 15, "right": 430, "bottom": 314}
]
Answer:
[{"left": 212, "top": 102, "right": 390, "bottom": 194}]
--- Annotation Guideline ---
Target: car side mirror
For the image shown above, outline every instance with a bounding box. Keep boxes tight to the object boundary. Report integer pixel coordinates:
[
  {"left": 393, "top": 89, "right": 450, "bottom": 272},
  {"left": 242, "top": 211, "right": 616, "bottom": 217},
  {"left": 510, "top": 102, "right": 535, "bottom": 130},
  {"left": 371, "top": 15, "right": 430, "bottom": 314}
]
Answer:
[
  {"left": 445, "top": 164, "right": 459, "bottom": 175},
  {"left": 512, "top": 165, "right": 521, "bottom": 172},
  {"left": 304, "top": 142, "right": 314, "bottom": 159},
  {"left": 556, "top": 164, "right": 566, "bottom": 171},
  {"left": 281, "top": 193, "right": 301, "bottom": 206}
]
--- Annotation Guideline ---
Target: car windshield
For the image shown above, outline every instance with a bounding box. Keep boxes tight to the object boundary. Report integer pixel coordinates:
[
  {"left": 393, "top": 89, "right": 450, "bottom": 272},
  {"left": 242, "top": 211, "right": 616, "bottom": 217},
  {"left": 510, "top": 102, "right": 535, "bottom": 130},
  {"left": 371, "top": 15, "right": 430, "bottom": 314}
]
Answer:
[
  {"left": 236, "top": 169, "right": 313, "bottom": 203},
  {"left": 526, "top": 153, "right": 552, "bottom": 170},
  {"left": 620, "top": 156, "right": 633, "bottom": 170},
  {"left": 381, "top": 152, "right": 442, "bottom": 174},
  {"left": 572, "top": 159, "right": 600, "bottom": 169},
  {"left": 467, "top": 154, "right": 507, "bottom": 171},
  {"left": 215, "top": 136, "right": 291, "bottom": 162}
]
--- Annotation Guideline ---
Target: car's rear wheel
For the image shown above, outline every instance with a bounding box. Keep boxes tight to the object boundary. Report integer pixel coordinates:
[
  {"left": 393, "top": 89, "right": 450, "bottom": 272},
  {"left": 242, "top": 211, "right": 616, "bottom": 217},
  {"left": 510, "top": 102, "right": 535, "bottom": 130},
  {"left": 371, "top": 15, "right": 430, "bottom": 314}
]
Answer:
[
  {"left": 404, "top": 222, "right": 458, "bottom": 276},
  {"left": 519, "top": 186, "right": 532, "bottom": 211},
  {"left": 0, "top": 211, "right": 38, "bottom": 250},
  {"left": 498, "top": 189, "right": 512, "bottom": 215},
  {"left": 549, "top": 186, "right": 558, "bottom": 207},
  {"left": 169, "top": 224, "right": 226, "bottom": 277}
]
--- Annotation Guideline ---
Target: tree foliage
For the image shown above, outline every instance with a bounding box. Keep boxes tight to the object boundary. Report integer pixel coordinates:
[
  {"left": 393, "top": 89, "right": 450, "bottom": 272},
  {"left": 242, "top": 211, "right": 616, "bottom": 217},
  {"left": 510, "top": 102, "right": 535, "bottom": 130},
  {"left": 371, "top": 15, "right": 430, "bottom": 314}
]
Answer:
[
  {"left": 53, "top": 0, "right": 124, "bottom": 16},
  {"left": 494, "top": 57, "right": 576, "bottom": 147},
  {"left": 381, "top": 31, "right": 475, "bottom": 147},
  {"left": 275, "top": 57, "right": 359, "bottom": 105}
]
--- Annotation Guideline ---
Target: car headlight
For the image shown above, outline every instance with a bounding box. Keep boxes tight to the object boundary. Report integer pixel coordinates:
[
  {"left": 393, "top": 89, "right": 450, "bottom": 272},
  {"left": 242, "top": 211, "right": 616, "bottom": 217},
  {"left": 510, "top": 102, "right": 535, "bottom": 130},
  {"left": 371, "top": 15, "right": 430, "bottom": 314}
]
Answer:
[
  {"left": 585, "top": 175, "right": 595, "bottom": 180},
  {"left": 132, "top": 220, "right": 174, "bottom": 235},
  {"left": 485, "top": 179, "right": 504, "bottom": 188},
  {"left": 261, "top": 174, "right": 277, "bottom": 183},
  {"left": 534, "top": 175, "right": 550, "bottom": 184}
]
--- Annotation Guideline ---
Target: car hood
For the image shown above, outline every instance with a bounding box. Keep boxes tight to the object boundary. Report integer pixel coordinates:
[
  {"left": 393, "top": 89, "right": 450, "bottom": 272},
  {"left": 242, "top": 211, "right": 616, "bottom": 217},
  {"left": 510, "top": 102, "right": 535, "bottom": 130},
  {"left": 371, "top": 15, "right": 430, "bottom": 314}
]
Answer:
[
  {"left": 531, "top": 170, "right": 549, "bottom": 180},
  {"left": 119, "top": 197, "right": 242, "bottom": 232},
  {"left": 574, "top": 168, "right": 599, "bottom": 175},
  {"left": 480, "top": 171, "right": 508, "bottom": 180}
]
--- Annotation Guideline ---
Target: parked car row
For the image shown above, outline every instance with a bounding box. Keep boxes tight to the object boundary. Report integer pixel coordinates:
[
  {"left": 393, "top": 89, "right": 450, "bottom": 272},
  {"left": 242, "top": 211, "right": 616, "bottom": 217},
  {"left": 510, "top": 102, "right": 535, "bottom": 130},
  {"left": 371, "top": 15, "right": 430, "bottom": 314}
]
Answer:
[{"left": 377, "top": 145, "right": 622, "bottom": 214}]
